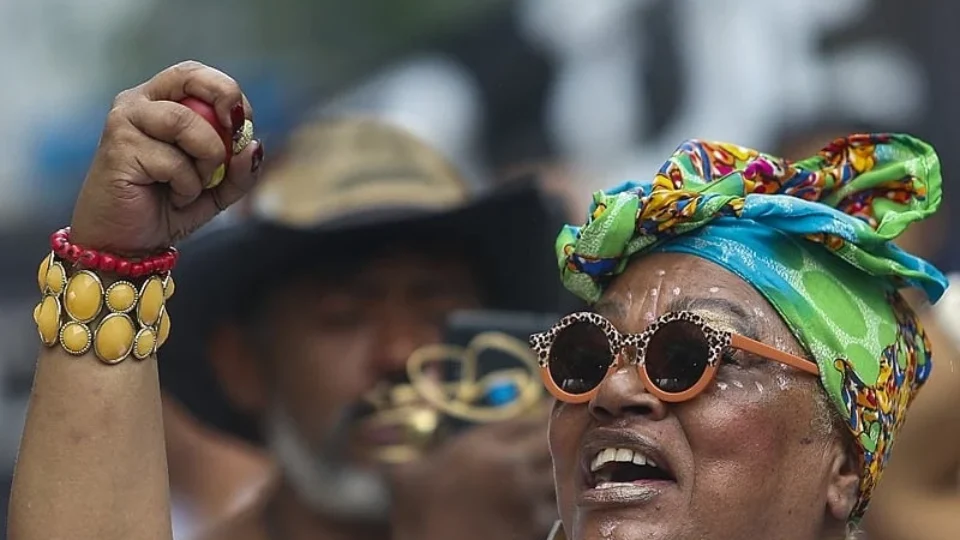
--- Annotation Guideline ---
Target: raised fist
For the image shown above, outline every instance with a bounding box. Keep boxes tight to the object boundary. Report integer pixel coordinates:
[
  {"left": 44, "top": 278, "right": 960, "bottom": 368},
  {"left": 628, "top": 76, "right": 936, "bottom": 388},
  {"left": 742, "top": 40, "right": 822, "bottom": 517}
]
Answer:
[{"left": 70, "top": 60, "right": 263, "bottom": 256}]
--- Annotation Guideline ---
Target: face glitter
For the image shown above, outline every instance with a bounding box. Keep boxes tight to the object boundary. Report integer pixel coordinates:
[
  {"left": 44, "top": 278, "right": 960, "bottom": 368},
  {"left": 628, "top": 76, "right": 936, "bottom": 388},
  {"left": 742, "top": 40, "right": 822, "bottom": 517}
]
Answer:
[{"left": 599, "top": 517, "right": 619, "bottom": 539}]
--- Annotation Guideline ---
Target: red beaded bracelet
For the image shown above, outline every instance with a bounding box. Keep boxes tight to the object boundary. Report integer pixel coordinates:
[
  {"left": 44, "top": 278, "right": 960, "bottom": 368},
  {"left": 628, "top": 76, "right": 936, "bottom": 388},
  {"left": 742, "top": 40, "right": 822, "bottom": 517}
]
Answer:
[{"left": 49, "top": 228, "right": 178, "bottom": 278}]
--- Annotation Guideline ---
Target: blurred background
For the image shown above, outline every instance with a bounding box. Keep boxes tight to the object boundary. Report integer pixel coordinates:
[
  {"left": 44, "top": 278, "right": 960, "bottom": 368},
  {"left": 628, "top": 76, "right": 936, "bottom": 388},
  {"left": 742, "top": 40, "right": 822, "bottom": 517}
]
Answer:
[{"left": 1, "top": 0, "right": 958, "bottom": 535}]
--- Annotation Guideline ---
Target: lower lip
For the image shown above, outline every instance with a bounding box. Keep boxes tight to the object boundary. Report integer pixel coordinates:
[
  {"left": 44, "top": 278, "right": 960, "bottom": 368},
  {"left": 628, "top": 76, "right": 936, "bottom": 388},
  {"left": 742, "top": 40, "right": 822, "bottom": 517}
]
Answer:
[{"left": 578, "top": 481, "right": 672, "bottom": 508}]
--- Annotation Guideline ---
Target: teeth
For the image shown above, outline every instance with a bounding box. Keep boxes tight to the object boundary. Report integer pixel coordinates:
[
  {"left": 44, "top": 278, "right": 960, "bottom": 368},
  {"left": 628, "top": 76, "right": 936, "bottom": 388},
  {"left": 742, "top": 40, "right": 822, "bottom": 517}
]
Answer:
[
  {"left": 590, "top": 447, "right": 656, "bottom": 472},
  {"left": 596, "top": 482, "right": 635, "bottom": 489}
]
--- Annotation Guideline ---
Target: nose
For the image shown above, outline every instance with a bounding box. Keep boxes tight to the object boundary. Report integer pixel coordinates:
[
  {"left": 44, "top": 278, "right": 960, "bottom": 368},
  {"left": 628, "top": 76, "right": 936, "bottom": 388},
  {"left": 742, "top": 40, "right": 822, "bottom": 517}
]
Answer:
[{"left": 589, "top": 359, "right": 668, "bottom": 423}]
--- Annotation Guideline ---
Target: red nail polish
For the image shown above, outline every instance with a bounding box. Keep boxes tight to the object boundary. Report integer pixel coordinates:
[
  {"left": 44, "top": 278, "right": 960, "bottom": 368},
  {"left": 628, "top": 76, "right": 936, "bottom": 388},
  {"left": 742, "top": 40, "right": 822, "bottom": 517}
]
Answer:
[
  {"left": 230, "top": 103, "right": 245, "bottom": 140},
  {"left": 251, "top": 141, "right": 264, "bottom": 173}
]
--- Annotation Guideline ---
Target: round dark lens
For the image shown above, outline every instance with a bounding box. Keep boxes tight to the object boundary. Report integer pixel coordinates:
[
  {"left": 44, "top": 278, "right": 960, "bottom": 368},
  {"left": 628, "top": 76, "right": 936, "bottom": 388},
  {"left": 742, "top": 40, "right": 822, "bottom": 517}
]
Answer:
[
  {"left": 644, "top": 320, "right": 710, "bottom": 394},
  {"left": 548, "top": 321, "right": 612, "bottom": 395}
]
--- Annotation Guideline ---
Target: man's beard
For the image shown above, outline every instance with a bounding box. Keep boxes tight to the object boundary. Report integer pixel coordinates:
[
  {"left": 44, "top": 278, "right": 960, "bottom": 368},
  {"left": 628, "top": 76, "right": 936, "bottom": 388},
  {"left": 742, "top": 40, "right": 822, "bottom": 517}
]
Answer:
[{"left": 263, "top": 402, "right": 392, "bottom": 522}]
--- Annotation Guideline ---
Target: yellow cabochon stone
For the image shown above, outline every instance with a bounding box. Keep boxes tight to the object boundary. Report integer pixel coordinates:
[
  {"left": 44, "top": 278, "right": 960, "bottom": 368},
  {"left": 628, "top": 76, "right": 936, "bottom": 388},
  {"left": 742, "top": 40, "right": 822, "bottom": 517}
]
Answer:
[
  {"left": 133, "top": 328, "right": 157, "bottom": 360},
  {"left": 94, "top": 314, "right": 135, "bottom": 364},
  {"left": 36, "top": 295, "right": 61, "bottom": 346},
  {"left": 163, "top": 276, "right": 176, "bottom": 300},
  {"left": 46, "top": 262, "right": 66, "bottom": 296},
  {"left": 157, "top": 309, "right": 171, "bottom": 348},
  {"left": 138, "top": 277, "right": 164, "bottom": 327},
  {"left": 64, "top": 271, "right": 103, "bottom": 323},
  {"left": 60, "top": 322, "right": 92, "bottom": 355},
  {"left": 106, "top": 281, "right": 138, "bottom": 313},
  {"left": 37, "top": 254, "right": 51, "bottom": 292}
]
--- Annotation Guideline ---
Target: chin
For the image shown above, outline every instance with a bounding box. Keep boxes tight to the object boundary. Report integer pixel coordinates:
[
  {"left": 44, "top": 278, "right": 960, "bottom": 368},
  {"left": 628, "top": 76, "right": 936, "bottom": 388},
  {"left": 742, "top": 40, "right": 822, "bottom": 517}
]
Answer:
[{"left": 571, "top": 507, "right": 687, "bottom": 540}]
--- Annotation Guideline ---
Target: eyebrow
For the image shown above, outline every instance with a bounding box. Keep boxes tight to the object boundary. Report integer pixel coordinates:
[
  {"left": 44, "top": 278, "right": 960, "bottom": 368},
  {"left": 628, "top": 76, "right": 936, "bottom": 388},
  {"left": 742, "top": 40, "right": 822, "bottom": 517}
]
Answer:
[
  {"left": 593, "top": 295, "right": 762, "bottom": 340},
  {"left": 593, "top": 298, "right": 629, "bottom": 320},
  {"left": 666, "top": 296, "right": 761, "bottom": 340}
]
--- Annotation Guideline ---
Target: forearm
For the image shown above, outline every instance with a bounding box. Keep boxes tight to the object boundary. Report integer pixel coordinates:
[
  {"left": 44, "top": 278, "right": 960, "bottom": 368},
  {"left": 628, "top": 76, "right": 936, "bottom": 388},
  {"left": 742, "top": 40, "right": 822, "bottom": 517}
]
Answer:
[
  {"left": 8, "top": 347, "right": 171, "bottom": 540},
  {"left": 5, "top": 59, "right": 258, "bottom": 540}
]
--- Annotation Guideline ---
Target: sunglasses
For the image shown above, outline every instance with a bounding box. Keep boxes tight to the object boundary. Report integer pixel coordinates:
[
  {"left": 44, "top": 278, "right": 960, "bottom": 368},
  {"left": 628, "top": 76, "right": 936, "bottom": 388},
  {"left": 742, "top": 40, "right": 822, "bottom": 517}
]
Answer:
[{"left": 530, "top": 311, "right": 819, "bottom": 404}]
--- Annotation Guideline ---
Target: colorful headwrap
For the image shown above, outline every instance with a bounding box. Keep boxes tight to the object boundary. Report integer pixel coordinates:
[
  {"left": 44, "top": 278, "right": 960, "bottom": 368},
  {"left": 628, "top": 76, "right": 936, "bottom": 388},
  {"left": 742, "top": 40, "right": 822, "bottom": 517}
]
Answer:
[{"left": 557, "top": 134, "right": 949, "bottom": 521}]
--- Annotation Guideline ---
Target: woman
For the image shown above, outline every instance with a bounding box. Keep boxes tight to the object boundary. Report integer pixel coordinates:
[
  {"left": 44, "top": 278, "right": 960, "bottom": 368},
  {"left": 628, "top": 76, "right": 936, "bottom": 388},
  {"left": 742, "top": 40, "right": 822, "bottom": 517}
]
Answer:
[
  {"left": 535, "top": 135, "right": 948, "bottom": 540},
  {"left": 5, "top": 62, "right": 948, "bottom": 540}
]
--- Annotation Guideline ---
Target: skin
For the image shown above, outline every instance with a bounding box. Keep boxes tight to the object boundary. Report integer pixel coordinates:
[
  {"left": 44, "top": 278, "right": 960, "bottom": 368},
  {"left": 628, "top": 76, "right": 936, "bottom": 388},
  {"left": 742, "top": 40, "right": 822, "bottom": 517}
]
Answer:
[
  {"left": 548, "top": 252, "right": 859, "bottom": 540},
  {"left": 162, "top": 397, "right": 275, "bottom": 539},
  {"left": 9, "top": 61, "right": 556, "bottom": 540},
  {"left": 10, "top": 61, "right": 261, "bottom": 540},
  {"left": 213, "top": 249, "right": 483, "bottom": 455}
]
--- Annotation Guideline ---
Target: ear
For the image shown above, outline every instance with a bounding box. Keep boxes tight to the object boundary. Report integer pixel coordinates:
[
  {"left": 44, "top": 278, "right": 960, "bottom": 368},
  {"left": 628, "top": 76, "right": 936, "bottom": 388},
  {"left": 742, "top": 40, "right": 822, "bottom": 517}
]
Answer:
[
  {"left": 207, "top": 323, "right": 269, "bottom": 415},
  {"left": 826, "top": 438, "right": 860, "bottom": 521}
]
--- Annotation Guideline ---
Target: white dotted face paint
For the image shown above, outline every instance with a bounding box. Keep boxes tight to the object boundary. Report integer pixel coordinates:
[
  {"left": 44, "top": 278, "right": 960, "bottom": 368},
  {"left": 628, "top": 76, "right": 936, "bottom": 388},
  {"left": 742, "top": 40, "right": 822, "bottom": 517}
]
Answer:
[
  {"left": 620, "top": 289, "right": 636, "bottom": 316},
  {"left": 656, "top": 269, "right": 666, "bottom": 277},
  {"left": 708, "top": 286, "right": 720, "bottom": 294},
  {"left": 672, "top": 287, "right": 681, "bottom": 296},
  {"left": 754, "top": 381, "right": 764, "bottom": 393},
  {"left": 731, "top": 380, "right": 744, "bottom": 389},
  {"left": 716, "top": 381, "right": 729, "bottom": 391},
  {"left": 599, "top": 517, "right": 619, "bottom": 538},
  {"left": 776, "top": 374, "right": 789, "bottom": 390},
  {"left": 650, "top": 288, "right": 659, "bottom": 298}
]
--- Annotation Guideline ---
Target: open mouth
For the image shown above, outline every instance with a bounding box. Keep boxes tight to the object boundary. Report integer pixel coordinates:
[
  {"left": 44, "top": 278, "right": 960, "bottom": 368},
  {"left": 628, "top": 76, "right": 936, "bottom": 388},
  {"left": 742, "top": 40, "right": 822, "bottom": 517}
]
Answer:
[{"left": 587, "top": 447, "right": 675, "bottom": 489}]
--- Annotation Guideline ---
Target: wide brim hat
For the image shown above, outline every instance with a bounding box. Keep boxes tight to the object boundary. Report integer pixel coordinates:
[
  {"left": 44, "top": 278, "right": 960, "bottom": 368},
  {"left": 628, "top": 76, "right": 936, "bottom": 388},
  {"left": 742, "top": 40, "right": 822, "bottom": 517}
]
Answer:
[{"left": 159, "top": 117, "right": 572, "bottom": 443}]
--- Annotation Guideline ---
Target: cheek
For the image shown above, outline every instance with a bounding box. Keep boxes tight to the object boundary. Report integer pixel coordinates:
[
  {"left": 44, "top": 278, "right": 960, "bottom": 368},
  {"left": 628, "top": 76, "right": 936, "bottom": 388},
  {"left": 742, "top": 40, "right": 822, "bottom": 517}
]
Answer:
[
  {"left": 271, "top": 327, "right": 376, "bottom": 433},
  {"left": 682, "top": 375, "right": 818, "bottom": 492},
  {"left": 548, "top": 402, "right": 588, "bottom": 521}
]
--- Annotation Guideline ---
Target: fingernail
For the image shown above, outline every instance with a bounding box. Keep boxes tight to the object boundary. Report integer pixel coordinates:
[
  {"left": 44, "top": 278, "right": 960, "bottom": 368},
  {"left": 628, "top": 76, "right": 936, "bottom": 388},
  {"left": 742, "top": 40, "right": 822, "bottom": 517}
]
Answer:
[
  {"left": 251, "top": 141, "right": 264, "bottom": 173},
  {"left": 205, "top": 164, "right": 227, "bottom": 189},
  {"left": 230, "top": 103, "right": 245, "bottom": 140}
]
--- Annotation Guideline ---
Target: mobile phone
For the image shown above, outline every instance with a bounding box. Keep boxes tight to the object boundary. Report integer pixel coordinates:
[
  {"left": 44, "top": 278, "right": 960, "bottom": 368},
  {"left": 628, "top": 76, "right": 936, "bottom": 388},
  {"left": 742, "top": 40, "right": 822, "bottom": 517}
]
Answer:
[{"left": 415, "top": 309, "right": 559, "bottom": 434}]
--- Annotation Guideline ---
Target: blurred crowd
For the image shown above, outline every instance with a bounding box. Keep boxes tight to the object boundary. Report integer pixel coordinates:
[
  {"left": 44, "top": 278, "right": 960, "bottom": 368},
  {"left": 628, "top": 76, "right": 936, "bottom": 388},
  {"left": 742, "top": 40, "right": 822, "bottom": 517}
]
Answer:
[{"left": 2, "top": 1, "right": 959, "bottom": 540}]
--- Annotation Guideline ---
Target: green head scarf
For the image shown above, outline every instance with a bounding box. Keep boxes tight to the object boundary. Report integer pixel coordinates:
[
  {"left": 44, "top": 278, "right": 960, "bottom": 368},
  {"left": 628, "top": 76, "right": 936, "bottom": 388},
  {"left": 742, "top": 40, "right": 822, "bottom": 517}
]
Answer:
[{"left": 557, "top": 134, "right": 948, "bottom": 522}]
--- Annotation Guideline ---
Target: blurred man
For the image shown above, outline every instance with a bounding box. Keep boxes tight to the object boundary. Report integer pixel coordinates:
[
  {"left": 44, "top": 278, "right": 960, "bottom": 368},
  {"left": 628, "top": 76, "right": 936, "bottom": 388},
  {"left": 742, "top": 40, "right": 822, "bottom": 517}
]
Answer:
[
  {"left": 775, "top": 122, "right": 960, "bottom": 540},
  {"left": 160, "top": 117, "right": 570, "bottom": 540},
  {"left": 163, "top": 398, "right": 275, "bottom": 540}
]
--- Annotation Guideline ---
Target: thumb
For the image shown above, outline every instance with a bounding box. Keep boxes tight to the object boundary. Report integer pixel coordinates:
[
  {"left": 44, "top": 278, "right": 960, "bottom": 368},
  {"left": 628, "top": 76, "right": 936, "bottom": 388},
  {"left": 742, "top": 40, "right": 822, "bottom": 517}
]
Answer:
[{"left": 181, "top": 138, "right": 264, "bottom": 229}]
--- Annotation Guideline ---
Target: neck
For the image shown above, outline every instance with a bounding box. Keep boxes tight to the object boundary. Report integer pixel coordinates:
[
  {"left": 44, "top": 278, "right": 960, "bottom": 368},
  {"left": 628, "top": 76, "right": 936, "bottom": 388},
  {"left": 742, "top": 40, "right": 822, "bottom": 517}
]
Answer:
[
  {"left": 268, "top": 480, "right": 388, "bottom": 540},
  {"left": 265, "top": 403, "right": 392, "bottom": 521},
  {"left": 164, "top": 400, "right": 273, "bottom": 522}
]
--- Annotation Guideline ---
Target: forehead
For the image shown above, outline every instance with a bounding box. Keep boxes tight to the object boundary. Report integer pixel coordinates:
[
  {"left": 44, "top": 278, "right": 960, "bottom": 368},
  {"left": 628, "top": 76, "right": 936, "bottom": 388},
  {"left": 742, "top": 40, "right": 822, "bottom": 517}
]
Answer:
[
  {"left": 300, "top": 246, "right": 475, "bottom": 288},
  {"left": 596, "top": 252, "right": 771, "bottom": 329}
]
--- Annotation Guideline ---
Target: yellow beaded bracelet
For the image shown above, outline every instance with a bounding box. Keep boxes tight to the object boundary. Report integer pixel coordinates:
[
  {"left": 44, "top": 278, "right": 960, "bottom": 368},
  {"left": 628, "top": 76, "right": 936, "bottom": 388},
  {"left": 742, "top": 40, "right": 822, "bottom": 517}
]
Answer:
[{"left": 33, "top": 252, "right": 174, "bottom": 364}]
